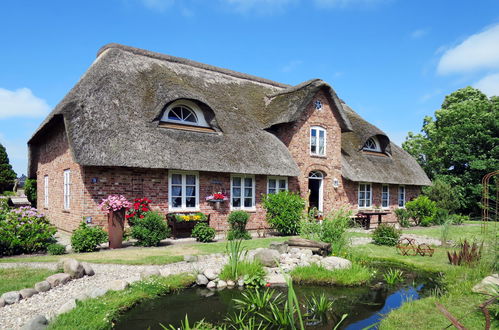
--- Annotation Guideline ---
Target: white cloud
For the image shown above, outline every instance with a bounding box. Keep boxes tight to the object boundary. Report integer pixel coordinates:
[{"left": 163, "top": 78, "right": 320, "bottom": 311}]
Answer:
[
  {"left": 437, "top": 23, "right": 499, "bottom": 75},
  {"left": 411, "top": 28, "right": 428, "bottom": 39},
  {"left": 140, "top": 0, "right": 174, "bottom": 12},
  {"left": 314, "top": 0, "right": 390, "bottom": 8},
  {"left": 222, "top": 0, "right": 297, "bottom": 14},
  {"left": 474, "top": 72, "right": 499, "bottom": 97},
  {"left": 281, "top": 60, "right": 303, "bottom": 73},
  {"left": 0, "top": 88, "right": 50, "bottom": 119}
]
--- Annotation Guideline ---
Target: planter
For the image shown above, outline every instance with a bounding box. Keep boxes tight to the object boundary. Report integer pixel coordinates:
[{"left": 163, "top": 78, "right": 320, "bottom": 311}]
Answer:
[
  {"left": 167, "top": 213, "right": 210, "bottom": 239},
  {"left": 207, "top": 199, "right": 225, "bottom": 210},
  {"left": 108, "top": 209, "right": 125, "bottom": 249}
]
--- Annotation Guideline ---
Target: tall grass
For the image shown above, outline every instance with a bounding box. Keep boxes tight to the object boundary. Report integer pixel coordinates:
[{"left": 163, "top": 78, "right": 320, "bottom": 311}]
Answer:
[
  {"left": 224, "top": 239, "right": 246, "bottom": 279},
  {"left": 291, "top": 263, "right": 375, "bottom": 286}
]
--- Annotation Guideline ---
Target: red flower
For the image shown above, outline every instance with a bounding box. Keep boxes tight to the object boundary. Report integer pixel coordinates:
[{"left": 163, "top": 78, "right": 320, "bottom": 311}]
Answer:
[
  {"left": 265, "top": 283, "right": 271, "bottom": 287},
  {"left": 140, "top": 215, "right": 144, "bottom": 219},
  {"left": 142, "top": 206, "right": 148, "bottom": 212}
]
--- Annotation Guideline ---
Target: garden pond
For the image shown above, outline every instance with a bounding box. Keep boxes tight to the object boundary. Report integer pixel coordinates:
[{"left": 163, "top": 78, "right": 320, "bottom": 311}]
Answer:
[{"left": 115, "top": 268, "right": 440, "bottom": 329}]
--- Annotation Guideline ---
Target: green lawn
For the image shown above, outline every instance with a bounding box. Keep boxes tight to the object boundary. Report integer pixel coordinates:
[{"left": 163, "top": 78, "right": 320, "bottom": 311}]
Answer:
[
  {"left": 402, "top": 222, "right": 497, "bottom": 243},
  {"left": 0, "top": 267, "right": 57, "bottom": 295},
  {"left": 0, "top": 236, "right": 291, "bottom": 265}
]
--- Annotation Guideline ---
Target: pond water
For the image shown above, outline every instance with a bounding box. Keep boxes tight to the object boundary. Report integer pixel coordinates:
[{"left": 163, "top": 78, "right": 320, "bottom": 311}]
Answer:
[{"left": 115, "top": 270, "right": 437, "bottom": 330}]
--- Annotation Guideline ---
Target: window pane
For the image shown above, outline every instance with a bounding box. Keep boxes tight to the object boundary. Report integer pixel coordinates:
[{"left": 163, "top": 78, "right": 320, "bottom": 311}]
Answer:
[
  {"left": 185, "top": 186, "right": 195, "bottom": 197},
  {"left": 186, "top": 197, "right": 195, "bottom": 208},
  {"left": 244, "top": 178, "right": 252, "bottom": 187},
  {"left": 233, "top": 177, "right": 241, "bottom": 187},
  {"left": 244, "top": 198, "right": 252, "bottom": 207},
  {"left": 172, "top": 197, "right": 182, "bottom": 208},
  {"left": 244, "top": 187, "right": 252, "bottom": 198},
  {"left": 171, "top": 174, "right": 182, "bottom": 185},
  {"left": 232, "top": 198, "right": 241, "bottom": 207},
  {"left": 360, "top": 192, "right": 365, "bottom": 199},
  {"left": 311, "top": 129, "right": 317, "bottom": 137},
  {"left": 232, "top": 187, "right": 241, "bottom": 197},
  {"left": 366, "top": 185, "right": 371, "bottom": 192},
  {"left": 278, "top": 180, "right": 286, "bottom": 189},
  {"left": 171, "top": 185, "right": 182, "bottom": 197},
  {"left": 366, "top": 200, "right": 371, "bottom": 207},
  {"left": 359, "top": 200, "right": 365, "bottom": 207},
  {"left": 269, "top": 188, "right": 276, "bottom": 194},
  {"left": 186, "top": 175, "right": 196, "bottom": 185},
  {"left": 268, "top": 179, "right": 276, "bottom": 189}
]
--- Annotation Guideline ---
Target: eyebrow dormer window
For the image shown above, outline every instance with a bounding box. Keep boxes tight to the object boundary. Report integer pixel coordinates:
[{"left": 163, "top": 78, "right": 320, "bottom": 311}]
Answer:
[
  {"left": 168, "top": 106, "right": 198, "bottom": 124},
  {"left": 363, "top": 137, "right": 381, "bottom": 152},
  {"left": 160, "top": 100, "right": 209, "bottom": 127}
]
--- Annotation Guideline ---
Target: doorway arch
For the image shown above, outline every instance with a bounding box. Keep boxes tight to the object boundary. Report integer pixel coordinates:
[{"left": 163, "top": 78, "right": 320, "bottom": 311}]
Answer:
[{"left": 308, "top": 171, "right": 324, "bottom": 212}]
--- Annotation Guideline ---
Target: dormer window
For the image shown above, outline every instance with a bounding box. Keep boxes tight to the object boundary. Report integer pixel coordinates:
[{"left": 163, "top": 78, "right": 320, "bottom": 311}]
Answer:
[
  {"left": 363, "top": 137, "right": 381, "bottom": 152},
  {"left": 160, "top": 100, "right": 209, "bottom": 127}
]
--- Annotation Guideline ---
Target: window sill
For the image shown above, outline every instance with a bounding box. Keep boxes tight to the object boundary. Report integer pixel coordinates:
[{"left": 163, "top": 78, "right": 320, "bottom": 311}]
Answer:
[
  {"left": 310, "top": 154, "right": 327, "bottom": 159},
  {"left": 169, "top": 209, "right": 201, "bottom": 213},
  {"left": 62, "top": 210, "right": 70, "bottom": 213}
]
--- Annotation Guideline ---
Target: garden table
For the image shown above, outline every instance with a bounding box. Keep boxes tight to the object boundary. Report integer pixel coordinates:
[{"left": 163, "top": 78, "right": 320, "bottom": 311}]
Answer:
[{"left": 356, "top": 211, "right": 390, "bottom": 229}]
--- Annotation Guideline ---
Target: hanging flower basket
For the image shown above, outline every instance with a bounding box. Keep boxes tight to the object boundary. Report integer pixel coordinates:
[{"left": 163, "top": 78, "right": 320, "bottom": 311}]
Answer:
[{"left": 206, "top": 192, "right": 228, "bottom": 210}]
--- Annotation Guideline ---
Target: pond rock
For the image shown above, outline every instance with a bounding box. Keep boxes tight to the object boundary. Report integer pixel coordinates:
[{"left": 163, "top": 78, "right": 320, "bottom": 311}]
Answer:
[
  {"left": 20, "top": 288, "right": 38, "bottom": 299},
  {"left": 320, "top": 256, "right": 352, "bottom": 270},
  {"left": 57, "top": 299, "right": 76, "bottom": 315},
  {"left": 203, "top": 268, "right": 219, "bottom": 281},
  {"left": 472, "top": 274, "right": 499, "bottom": 295},
  {"left": 34, "top": 281, "right": 51, "bottom": 292},
  {"left": 2, "top": 291, "right": 21, "bottom": 304},
  {"left": 184, "top": 255, "right": 198, "bottom": 262},
  {"left": 254, "top": 248, "right": 280, "bottom": 267},
  {"left": 87, "top": 287, "right": 108, "bottom": 298},
  {"left": 21, "top": 315, "right": 48, "bottom": 330},
  {"left": 217, "top": 280, "right": 227, "bottom": 289},
  {"left": 0, "top": 298, "right": 5, "bottom": 307},
  {"left": 46, "top": 273, "right": 71, "bottom": 288},
  {"left": 269, "top": 242, "right": 288, "bottom": 254},
  {"left": 237, "top": 279, "right": 245, "bottom": 287},
  {"left": 81, "top": 262, "right": 95, "bottom": 276},
  {"left": 140, "top": 268, "right": 161, "bottom": 279},
  {"left": 196, "top": 274, "right": 209, "bottom": 286},
  {"left": 226, "top": 280, "right": 235, "bottom": 287},
  {"left": 109, "top": 280, "right": 129, "bottom": 291},
  {"left": 206, "top": 281, "right": 216, "bottom": 289},
  {"left": 63, "top": 258, "right": 85, "bottom": 279},
  {"left": 266, "top": 273, "right": 287, "bottom": 287}
]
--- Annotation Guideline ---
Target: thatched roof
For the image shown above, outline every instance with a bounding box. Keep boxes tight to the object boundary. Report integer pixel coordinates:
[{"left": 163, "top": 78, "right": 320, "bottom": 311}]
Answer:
[{"left": 341, "top": 104, "right": 431, "bottom": 186}]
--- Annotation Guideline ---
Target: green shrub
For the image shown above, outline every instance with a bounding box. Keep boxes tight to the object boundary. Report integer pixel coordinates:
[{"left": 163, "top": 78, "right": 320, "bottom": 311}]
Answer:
[
  {"left": 47, "top": 243, "right": 66, "bottom": 255},
  {"left": 394, "top": 208, "right": 411, "bottom": 227},
  {"left": 24, "top": 179, "right": 37, "bottom": 208},
  {"left": 227, "top": 211, "right": 251, "bottom": 240},
  {"left": 262, "top": 191, "right": 305, "bottom": 235},
  {"left": 422, "top": 178, "right": 460, "bottom": 213},
  {"left": 191, "top": 222, "right": 216, "bottom": 242},
  {"left": 372, "top": 224, "right": 401, "bottom": 246},
  {"left": 420, "top": 216, "right": 433, "bottom": 227},
  {"left": 71, "top": 222, "right": 107, "bottom": 253},
  {"left": 131, "top": 212, "right": 170, "bottom": 246},
  {"left": 0, "top": 207, "right": 56, "bottom": 256},
  {"left": 433, "top": 208, "right": 450, "bottom": 225},
  {"left": 1, "top": 191, "right": 15, "bottom": 196},
  {"left": 406, "top": 195, "right": 437, "bottom": 226},
  {"left": 449, "top": 214, "right": 468, "bottom": 225}
]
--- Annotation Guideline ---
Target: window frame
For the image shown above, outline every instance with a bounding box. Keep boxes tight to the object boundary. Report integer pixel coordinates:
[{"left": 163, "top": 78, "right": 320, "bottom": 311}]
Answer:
[
  {"left": 63, "top": 169, "right": 71, "bottom": 210},
  {"left": 44, "top": 175, "right": 49, "bottom": 208},
  {"left": 231, "top": 174, "right": 256, "bottom": 211},
  {"left": 363, "top": 137, "right": 381, "bottom": 152},
  {"left": 168, "top": 171, "right": 200, "bottom": 211},
  {"left": 267, "top": 176, "right": 288, "bottom": 195},
  {"left": 310, "top": 126, "right": 327, "bottom": 156},
  {"left": 398, "top": 185, "right": 406, "bottom": 208},
  {"left": 381, "top": 184, "right": 390, "bottom": 209},
  {"left": 160, "top": 100, "right": 209, "bottom": 127},
  {"left": 358, "top": 182, "right": 372, "bottom": 209}
]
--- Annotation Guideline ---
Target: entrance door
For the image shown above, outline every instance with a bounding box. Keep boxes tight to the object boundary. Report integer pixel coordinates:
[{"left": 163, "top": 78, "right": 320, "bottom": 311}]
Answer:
[{"left": 308, "top": 171, "right": 324, "bottom": 212}]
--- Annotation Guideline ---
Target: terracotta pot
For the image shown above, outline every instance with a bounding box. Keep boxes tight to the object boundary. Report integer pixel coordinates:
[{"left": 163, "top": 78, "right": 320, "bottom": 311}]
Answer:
[{"left": 108, "top": 209, "right": 125, "bottom": 249}]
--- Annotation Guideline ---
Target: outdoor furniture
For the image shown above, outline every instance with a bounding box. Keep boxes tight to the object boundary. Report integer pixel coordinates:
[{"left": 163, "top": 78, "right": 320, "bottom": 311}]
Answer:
[
  {"left": 356, "top": 210, "right": 390, "bottom": 229},
  {"left": 166, "top": 213, "right": 210, "bottom": 239},
  {"left": 351, "top": 214, "right": 369, "bottom": 229},
  {"left": 396, "top": 237, "right": 435, "bottom": 257}
]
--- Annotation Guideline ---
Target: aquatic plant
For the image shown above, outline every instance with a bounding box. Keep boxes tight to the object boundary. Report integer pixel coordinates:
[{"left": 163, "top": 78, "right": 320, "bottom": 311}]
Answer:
[
  {"left": 447, "top": 239, "right": 483, "bottom": 266},
  {"left": 304, "top": 293, "right": 334, "bottom": 324},
  {"left": 383, "top": 268, "right": 404, "bottom": 285}
]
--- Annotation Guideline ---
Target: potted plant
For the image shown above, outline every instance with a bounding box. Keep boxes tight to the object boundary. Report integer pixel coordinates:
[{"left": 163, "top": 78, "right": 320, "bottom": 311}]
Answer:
[
  {"left": 99, "top": 194, "right": 131, "bottom": 249},
  {"left": 166, "top": 212, "right": 210, "bottom": 239},
  {"left": 205, "top": 192, "right": 228, "bottom": 210}
]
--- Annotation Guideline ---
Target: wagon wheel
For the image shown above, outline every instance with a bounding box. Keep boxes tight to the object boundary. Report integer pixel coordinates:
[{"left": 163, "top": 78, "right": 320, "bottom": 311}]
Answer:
[
  {"left": 417, "top": 243, "right": 435, "bottom": 257},
  {"left": 396, "top": 238, "right": 418, "bottom": 256}
]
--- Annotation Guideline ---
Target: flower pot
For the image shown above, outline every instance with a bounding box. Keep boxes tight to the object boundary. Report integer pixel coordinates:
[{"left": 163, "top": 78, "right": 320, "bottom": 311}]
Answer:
[
  {"left": 167, "top": 213, "right": 210, "bottom": 239},
  {"left": 108, "top": 209, "right": 125, "bottom": 249}
]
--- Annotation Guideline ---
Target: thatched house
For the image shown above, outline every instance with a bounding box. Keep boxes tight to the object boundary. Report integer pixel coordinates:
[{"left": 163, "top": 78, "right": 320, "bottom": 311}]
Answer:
[{"left": 28, "top": 44, "right": 430, "bottom": 232}]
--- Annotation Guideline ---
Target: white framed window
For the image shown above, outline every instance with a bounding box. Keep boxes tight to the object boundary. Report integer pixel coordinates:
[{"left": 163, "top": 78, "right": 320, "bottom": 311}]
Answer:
[
  {"left": 267, "top": 176, "right": 288, "bottom": 194},
  {"left": 310, "top": 126, "right": 326, "bottom": 156},
  {"left": 398, "top": 185, "right": 406, "bottom": 208},
  {"left": 358, "top": 183, "right": 372, "bottom": 208},
  {"left": 160, "top": 100, "right": 209, "bottom": 127},
  {"left": 381, "top": 184, "right": 389, "bottom": 209},
  {"left": 44, "top": 175, "right": 49, "bottom": 208},
  {"left": 63, "top": 169, "right": 71, "bottom": 210},
  {"left": 231, "top": 175, "right": 255, "bottom": 210},
  {"left": 168, "top": 171, "right": 199, "bottom": 211},
  {"left": 363, "top": 137, "right": 381, "bottom": 152}
]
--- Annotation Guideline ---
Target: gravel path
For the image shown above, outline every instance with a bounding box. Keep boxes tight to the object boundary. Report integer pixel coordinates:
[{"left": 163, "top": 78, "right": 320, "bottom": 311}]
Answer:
[{"left": 0, "top": 255, "right": 227, "bottom": 329}]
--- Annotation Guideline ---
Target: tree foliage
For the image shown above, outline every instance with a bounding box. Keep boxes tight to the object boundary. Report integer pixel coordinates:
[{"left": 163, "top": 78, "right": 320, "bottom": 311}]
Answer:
[
  {"left": 403, "top": 87, "right": 499, "bottom": 215},
  {"left": 0, "top": 143, "right": 16, "bottom": 192},
  {"left": 24, "top": 179, "right": 37, "bottom": 207}
]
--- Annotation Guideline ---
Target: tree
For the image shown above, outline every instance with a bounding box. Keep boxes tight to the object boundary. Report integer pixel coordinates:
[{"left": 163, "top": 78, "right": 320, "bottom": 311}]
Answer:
[
  {"left": 0, "top": 143, "right": 16, "bottom": 192},
  {"left": 403, "top": 87, "right": 499, "bottom": 216}
]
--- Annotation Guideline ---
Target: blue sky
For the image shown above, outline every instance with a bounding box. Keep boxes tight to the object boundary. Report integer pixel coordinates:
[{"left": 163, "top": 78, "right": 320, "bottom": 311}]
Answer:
[{"left": 1, "top": 0, "right": 498, "bottom": 176}]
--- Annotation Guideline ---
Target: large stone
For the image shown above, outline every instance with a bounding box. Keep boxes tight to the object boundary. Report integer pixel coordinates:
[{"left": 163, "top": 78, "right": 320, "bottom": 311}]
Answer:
[
  {"left": 87, "top": 287, "right": 108, "bottom": 299},
  {"left": 254, "top": 248, "right": 280, "bottom": 267},
  {"left": 21, "top": 315, "right": 48, "bottom": 330},
  {"left": 203, "top": 268, "right": 219, "bottom": 281},
  {"left": 196, "top": 274, "right": 209, "bottom": 286},
  {"left": 237, "top": 279, "right": 245, "bottom": 287},
  {"left": 266, "top": 273, "right": 287, "bottom": 287},
  {"left": 320, "top": 256, "right": 352, "bottom": 270},
  {"left": 81, "top": 262, "right": 95, "bottom": 276},
  {"left": 184, "top": 255, "right": 198, "bottom": 262},
  {"left": 57, "top": 299, "right": 76, "bottom": 315},
  {"left": 226, "top": 280, "right": 235, "bottom": 287},
  {"left": 1, "top": 291, "right": 21, "bottom": 305},
  {"left": 20, "top": 288, "right": 38, "bottom": 299},
  {"left": 0, "top": 298, "right": 5, "bottom": 307},
  {"left": 63, "top": 258, "right": 85, "bottom": 279},
  {"left": 108, "top": 280, "right": 129, "bottom": 291},
  {"left": 35, "top": 281, "right": 51, "bottom": 292},
  {"left": 206, "top": 281, "right": 216, "bottom": 289},
  {"left": 217, "top": 280, "right": 227, "bottom": 289},
  {"left": 269, "top": 242, "right": 289, "bottom": 254},
  {"left": 74, "top": 293, "right": 89, "bottom": 302},
  {"left": 140, "top": 268, "right": 161, "bottom": 279},
  {"left": 46, "top": 273, "right": 71, "bottom": 288},
  {"left": 472, "top": 274, "right": 499, "bottom": 295}
]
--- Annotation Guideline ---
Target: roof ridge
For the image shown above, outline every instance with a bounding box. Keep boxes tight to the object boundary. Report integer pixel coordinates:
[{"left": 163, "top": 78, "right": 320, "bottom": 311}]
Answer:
[{"left": 97, "top": 43, "right": 291, "bottom": 89}]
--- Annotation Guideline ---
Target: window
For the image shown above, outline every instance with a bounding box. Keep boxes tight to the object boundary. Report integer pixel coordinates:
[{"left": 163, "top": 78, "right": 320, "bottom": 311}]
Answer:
[
  {"left": 231, "top": 175, "right": 255, "bottom": 210},
  {"left": 160, "top": 100, "right": 209, "bottom": 127},
  {"left": 381, "top": 184, "right": 389, "bottom": 208},
  {"left": 314, "top": 100, "right": 323, "bottom": 110},
  {"left": 44, "top": 175, "right": 49, "bottom": 208},
  {"left": 267, "top": 176, "right": 288, "bottom": 194},
  {"left": 398, "top": 186, "right": 406, "bottom": 208},
  {"left": 63, "top": 170, "right": 70, "bottom": 210},
  {"left": 167, "top": 106, "right": 198, "bottom": 124},
  {"left": 363, "top": 137, "right": 381, "bottom": 152},
  {"left": 358, "top": 183, "right": 372, "bottom": 208},
  {"left": 169, "top": 171, "right": 199, "bottom": 210},
  {"left": 310, "top": 126, "right": 326, "bottom": 156}
]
